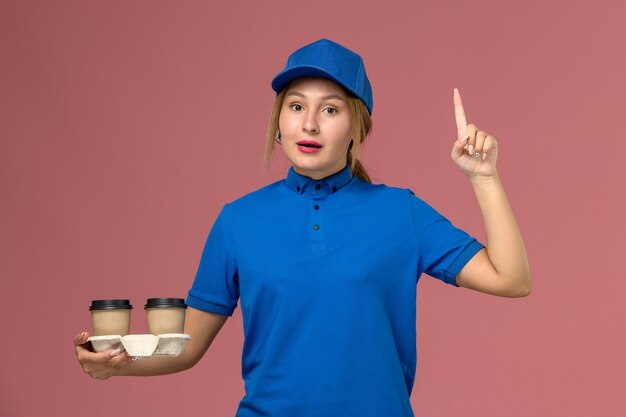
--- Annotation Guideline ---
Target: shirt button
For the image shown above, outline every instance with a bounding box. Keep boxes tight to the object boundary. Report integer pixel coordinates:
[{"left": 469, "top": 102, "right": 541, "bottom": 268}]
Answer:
[
  {"left": 313, "top": 224, "right": 319, "bottom": 230},
  {"left": 314, "top": 205, "right": 319, "bottom": 210},
  {"left": 315, "top": 184, "right": 321, "bottom": 190}
]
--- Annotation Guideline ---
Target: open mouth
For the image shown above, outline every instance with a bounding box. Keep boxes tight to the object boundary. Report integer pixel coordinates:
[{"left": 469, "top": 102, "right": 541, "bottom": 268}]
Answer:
[{"left": 297, "top": 140, "right": 322, "bottom": 149}]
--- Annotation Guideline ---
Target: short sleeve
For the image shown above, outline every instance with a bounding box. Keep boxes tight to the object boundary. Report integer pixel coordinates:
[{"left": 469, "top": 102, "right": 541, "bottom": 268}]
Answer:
[
  {"left": 409, "top": 190, "right": 485, "bottom": 286},
  {"left": 187, "top": 205, "right": 239, "bottom": 316}
]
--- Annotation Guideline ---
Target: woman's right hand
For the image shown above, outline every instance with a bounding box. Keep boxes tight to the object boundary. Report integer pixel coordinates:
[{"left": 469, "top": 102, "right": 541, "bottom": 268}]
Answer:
[
  {"left": 74, "top": 308, "right": 229, "bottom": 378},
  {"left": 74, "top": 332, "right": 132, "bottom": 380}
]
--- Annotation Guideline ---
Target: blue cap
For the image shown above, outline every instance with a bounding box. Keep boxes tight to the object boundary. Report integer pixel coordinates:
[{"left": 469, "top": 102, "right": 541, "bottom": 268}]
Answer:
[{"left": 271, "top": 39, "right": 373, "bottom": 114}]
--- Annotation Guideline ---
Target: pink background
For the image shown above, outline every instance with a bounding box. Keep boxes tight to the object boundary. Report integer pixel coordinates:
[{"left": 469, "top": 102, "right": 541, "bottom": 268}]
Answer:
[{"left": 1, "top": 0, "right": 624, "bottom": 416}]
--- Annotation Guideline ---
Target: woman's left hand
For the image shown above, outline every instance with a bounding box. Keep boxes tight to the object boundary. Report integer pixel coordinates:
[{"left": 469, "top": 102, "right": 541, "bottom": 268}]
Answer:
[{"left": 451, "top": 88, "right": 498, "bottom": 178}]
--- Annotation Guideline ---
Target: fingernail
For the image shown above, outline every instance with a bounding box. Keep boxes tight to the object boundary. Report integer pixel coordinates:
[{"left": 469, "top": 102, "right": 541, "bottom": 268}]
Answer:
[{"left": 110, "top": 348, "right": 121, "bottom": 356}]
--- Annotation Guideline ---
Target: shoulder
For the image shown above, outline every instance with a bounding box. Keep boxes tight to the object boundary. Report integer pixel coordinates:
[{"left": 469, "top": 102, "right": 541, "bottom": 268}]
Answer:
[
  {"left": 358, "top": 180, "right": 443, "bottom": 223},
  {"left": 346, "top": 179, "right": 427, "bottom": 216},
  {"left": 354, "top": 178, "right": 422, "bottom": 203},
  {"left": 224, "top": 180, "right": 283, "bottom": 207},
  {"left": 217, "top": 180, "right": 288, "bottom": 224}
]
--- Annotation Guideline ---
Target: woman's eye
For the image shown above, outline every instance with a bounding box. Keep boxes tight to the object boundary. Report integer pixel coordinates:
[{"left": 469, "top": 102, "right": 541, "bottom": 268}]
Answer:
[
  {"left": 324, "top": 107, "right": 337, "bottom": 114},
  {"left": 290, "top": 104, "right": 303, "bottom": 111}
]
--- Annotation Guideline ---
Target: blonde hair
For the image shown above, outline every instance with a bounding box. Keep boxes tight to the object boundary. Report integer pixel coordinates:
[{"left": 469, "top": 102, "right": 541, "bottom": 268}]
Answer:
[{"left": 264, "top": 84, "right": 373, "bottom": 183}]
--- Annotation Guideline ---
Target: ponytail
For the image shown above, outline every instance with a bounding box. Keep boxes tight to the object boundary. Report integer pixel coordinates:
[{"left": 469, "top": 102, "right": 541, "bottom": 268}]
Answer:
[
  {"left": 347, "top": 153, "right": 371, "bottom": 183},
  {"left": 351, "top": 159, "right": 371, "bottom": 183},
  {"left": 346, "top": 96, "right": 373, "bottom": 183}
]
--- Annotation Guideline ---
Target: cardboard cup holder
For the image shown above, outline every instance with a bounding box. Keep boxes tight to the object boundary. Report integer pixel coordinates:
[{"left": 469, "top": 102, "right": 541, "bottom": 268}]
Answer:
[{"left": 88, "top": 334, "right": 191, "bottom": 358}]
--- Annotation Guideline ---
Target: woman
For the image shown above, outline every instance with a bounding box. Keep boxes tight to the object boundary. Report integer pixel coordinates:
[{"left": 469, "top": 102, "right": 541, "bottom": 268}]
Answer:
[{"left": 75, "top": 39, "right": 531, "bottom": 416}]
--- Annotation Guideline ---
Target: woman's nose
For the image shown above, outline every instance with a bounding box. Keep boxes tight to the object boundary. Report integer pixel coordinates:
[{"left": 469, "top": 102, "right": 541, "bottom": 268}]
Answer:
[{"left": 302, "top": 112, "right": 319, "bottom": 133}]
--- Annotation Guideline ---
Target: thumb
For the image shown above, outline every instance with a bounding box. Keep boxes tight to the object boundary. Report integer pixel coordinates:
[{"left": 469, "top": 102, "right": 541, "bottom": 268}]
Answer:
[
  {"left": 74, "top": 332, "right": 89, "bottom": 346},
  {"left": 451, "top": 135, "right": 469, "bottom": 160}
]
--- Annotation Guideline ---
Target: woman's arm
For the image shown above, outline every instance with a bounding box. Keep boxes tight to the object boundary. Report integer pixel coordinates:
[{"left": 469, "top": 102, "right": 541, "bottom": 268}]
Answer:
[
  {"left": 450, "top": 88, "right": 531, "bottom": 297},
  {"left": 456, "top": 175, "right": 531, "bottom": 297},
  {"left": 75, "top": 307, "right": 228, "bottom": 379}
]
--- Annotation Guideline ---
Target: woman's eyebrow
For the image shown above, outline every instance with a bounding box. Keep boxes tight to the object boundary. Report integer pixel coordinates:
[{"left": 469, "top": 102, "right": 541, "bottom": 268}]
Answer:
[{"left": 286, "top": 91, "right": 345, "bottom": 101}]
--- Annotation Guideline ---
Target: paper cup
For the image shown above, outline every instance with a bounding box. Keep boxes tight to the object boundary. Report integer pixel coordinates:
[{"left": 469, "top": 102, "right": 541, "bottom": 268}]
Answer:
[
  {"left": 145, "top": 298, "right": 187, "bottom": 335},
  {"left": 90, "top": 299, "right": 132, "bottom": 336}
]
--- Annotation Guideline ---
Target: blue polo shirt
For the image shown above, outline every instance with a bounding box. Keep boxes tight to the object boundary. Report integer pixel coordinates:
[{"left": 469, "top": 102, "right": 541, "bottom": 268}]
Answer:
[{"left": 187, "top": 164, "right": 484, "bottom": 417}]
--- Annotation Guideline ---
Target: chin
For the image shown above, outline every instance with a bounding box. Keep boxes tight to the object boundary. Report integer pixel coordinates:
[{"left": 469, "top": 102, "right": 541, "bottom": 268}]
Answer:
[
  {"left": 293, "top": 163, "right": 325, "bottom": 176},
  {"left": 290, "top": 159, "right": 325, "bottom": 172}
]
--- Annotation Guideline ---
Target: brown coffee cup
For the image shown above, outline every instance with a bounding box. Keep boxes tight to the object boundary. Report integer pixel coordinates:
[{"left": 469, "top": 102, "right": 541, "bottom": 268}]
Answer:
[
  {"left": 89, "top": 299, "right": 133, "bottom": 336},
  {"left": 145, "top": 298, "right": 187, "bottom": 335}
]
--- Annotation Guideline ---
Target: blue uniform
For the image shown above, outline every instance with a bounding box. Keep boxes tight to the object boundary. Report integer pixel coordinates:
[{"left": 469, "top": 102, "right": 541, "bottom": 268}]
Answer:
[{"left": 187, "top": 165, "right": 484, "bottom": 417}]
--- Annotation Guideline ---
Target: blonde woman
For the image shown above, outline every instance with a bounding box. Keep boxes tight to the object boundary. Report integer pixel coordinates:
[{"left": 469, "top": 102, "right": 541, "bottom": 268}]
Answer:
[{"left": 75, "top": 38, "right": 531, "bottom": 417}]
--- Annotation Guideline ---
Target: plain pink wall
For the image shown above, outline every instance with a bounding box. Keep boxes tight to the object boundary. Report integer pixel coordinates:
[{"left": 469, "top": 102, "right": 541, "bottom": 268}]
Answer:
[{"left": 1, "top": 0, "right": 624, "bottom": 416}]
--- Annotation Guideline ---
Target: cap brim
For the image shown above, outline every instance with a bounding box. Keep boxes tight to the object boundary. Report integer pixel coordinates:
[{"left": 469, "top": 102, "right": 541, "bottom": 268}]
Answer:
[{"left": 271, "top": 66, "right": 354, "bottom": 97}]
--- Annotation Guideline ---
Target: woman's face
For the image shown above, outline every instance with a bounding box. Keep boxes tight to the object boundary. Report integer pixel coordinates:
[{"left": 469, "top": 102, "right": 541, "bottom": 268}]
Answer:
[{"left": 279, "top": 77, "right": 352, "bottom": 180}]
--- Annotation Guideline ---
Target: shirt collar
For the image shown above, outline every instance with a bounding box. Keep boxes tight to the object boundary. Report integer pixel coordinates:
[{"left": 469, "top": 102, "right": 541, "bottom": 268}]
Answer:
[{"left": 285, "top": 164, "right": 353, "bottom": 194}]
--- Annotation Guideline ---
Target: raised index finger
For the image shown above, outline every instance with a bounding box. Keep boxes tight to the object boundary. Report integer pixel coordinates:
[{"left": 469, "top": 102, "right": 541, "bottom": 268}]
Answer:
[{"left": 454, "top": 88, "right": 467, "bottom": 140}]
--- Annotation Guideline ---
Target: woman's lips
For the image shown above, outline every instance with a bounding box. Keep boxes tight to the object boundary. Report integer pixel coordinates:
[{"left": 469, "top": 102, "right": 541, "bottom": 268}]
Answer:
[
  {"left": 297, "top": 144, "right": 322, "bottom": 153},
  {"left": 296, "top": 140, "right": 322, "bottom": 153}
]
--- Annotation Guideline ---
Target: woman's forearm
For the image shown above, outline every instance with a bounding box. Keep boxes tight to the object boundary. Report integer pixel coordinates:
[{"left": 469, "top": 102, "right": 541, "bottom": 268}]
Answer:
[
  {"left": 115, "top": 352, "right": 196, "bottom": 376},
  {"left": 114, "top": 308, "right": 226, "bottom": 376}
]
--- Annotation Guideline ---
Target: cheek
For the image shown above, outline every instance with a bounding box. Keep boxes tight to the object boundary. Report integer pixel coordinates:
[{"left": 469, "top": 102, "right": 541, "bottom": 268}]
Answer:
[
  {"left": 278, "top": 113, "right": 285, "bottom": 131},
  {"left": 278, "top": 113, "right": 296, "bottom": 134},
  {"left": 340, "top": 122, "right": 353, "bottom": 142}
]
